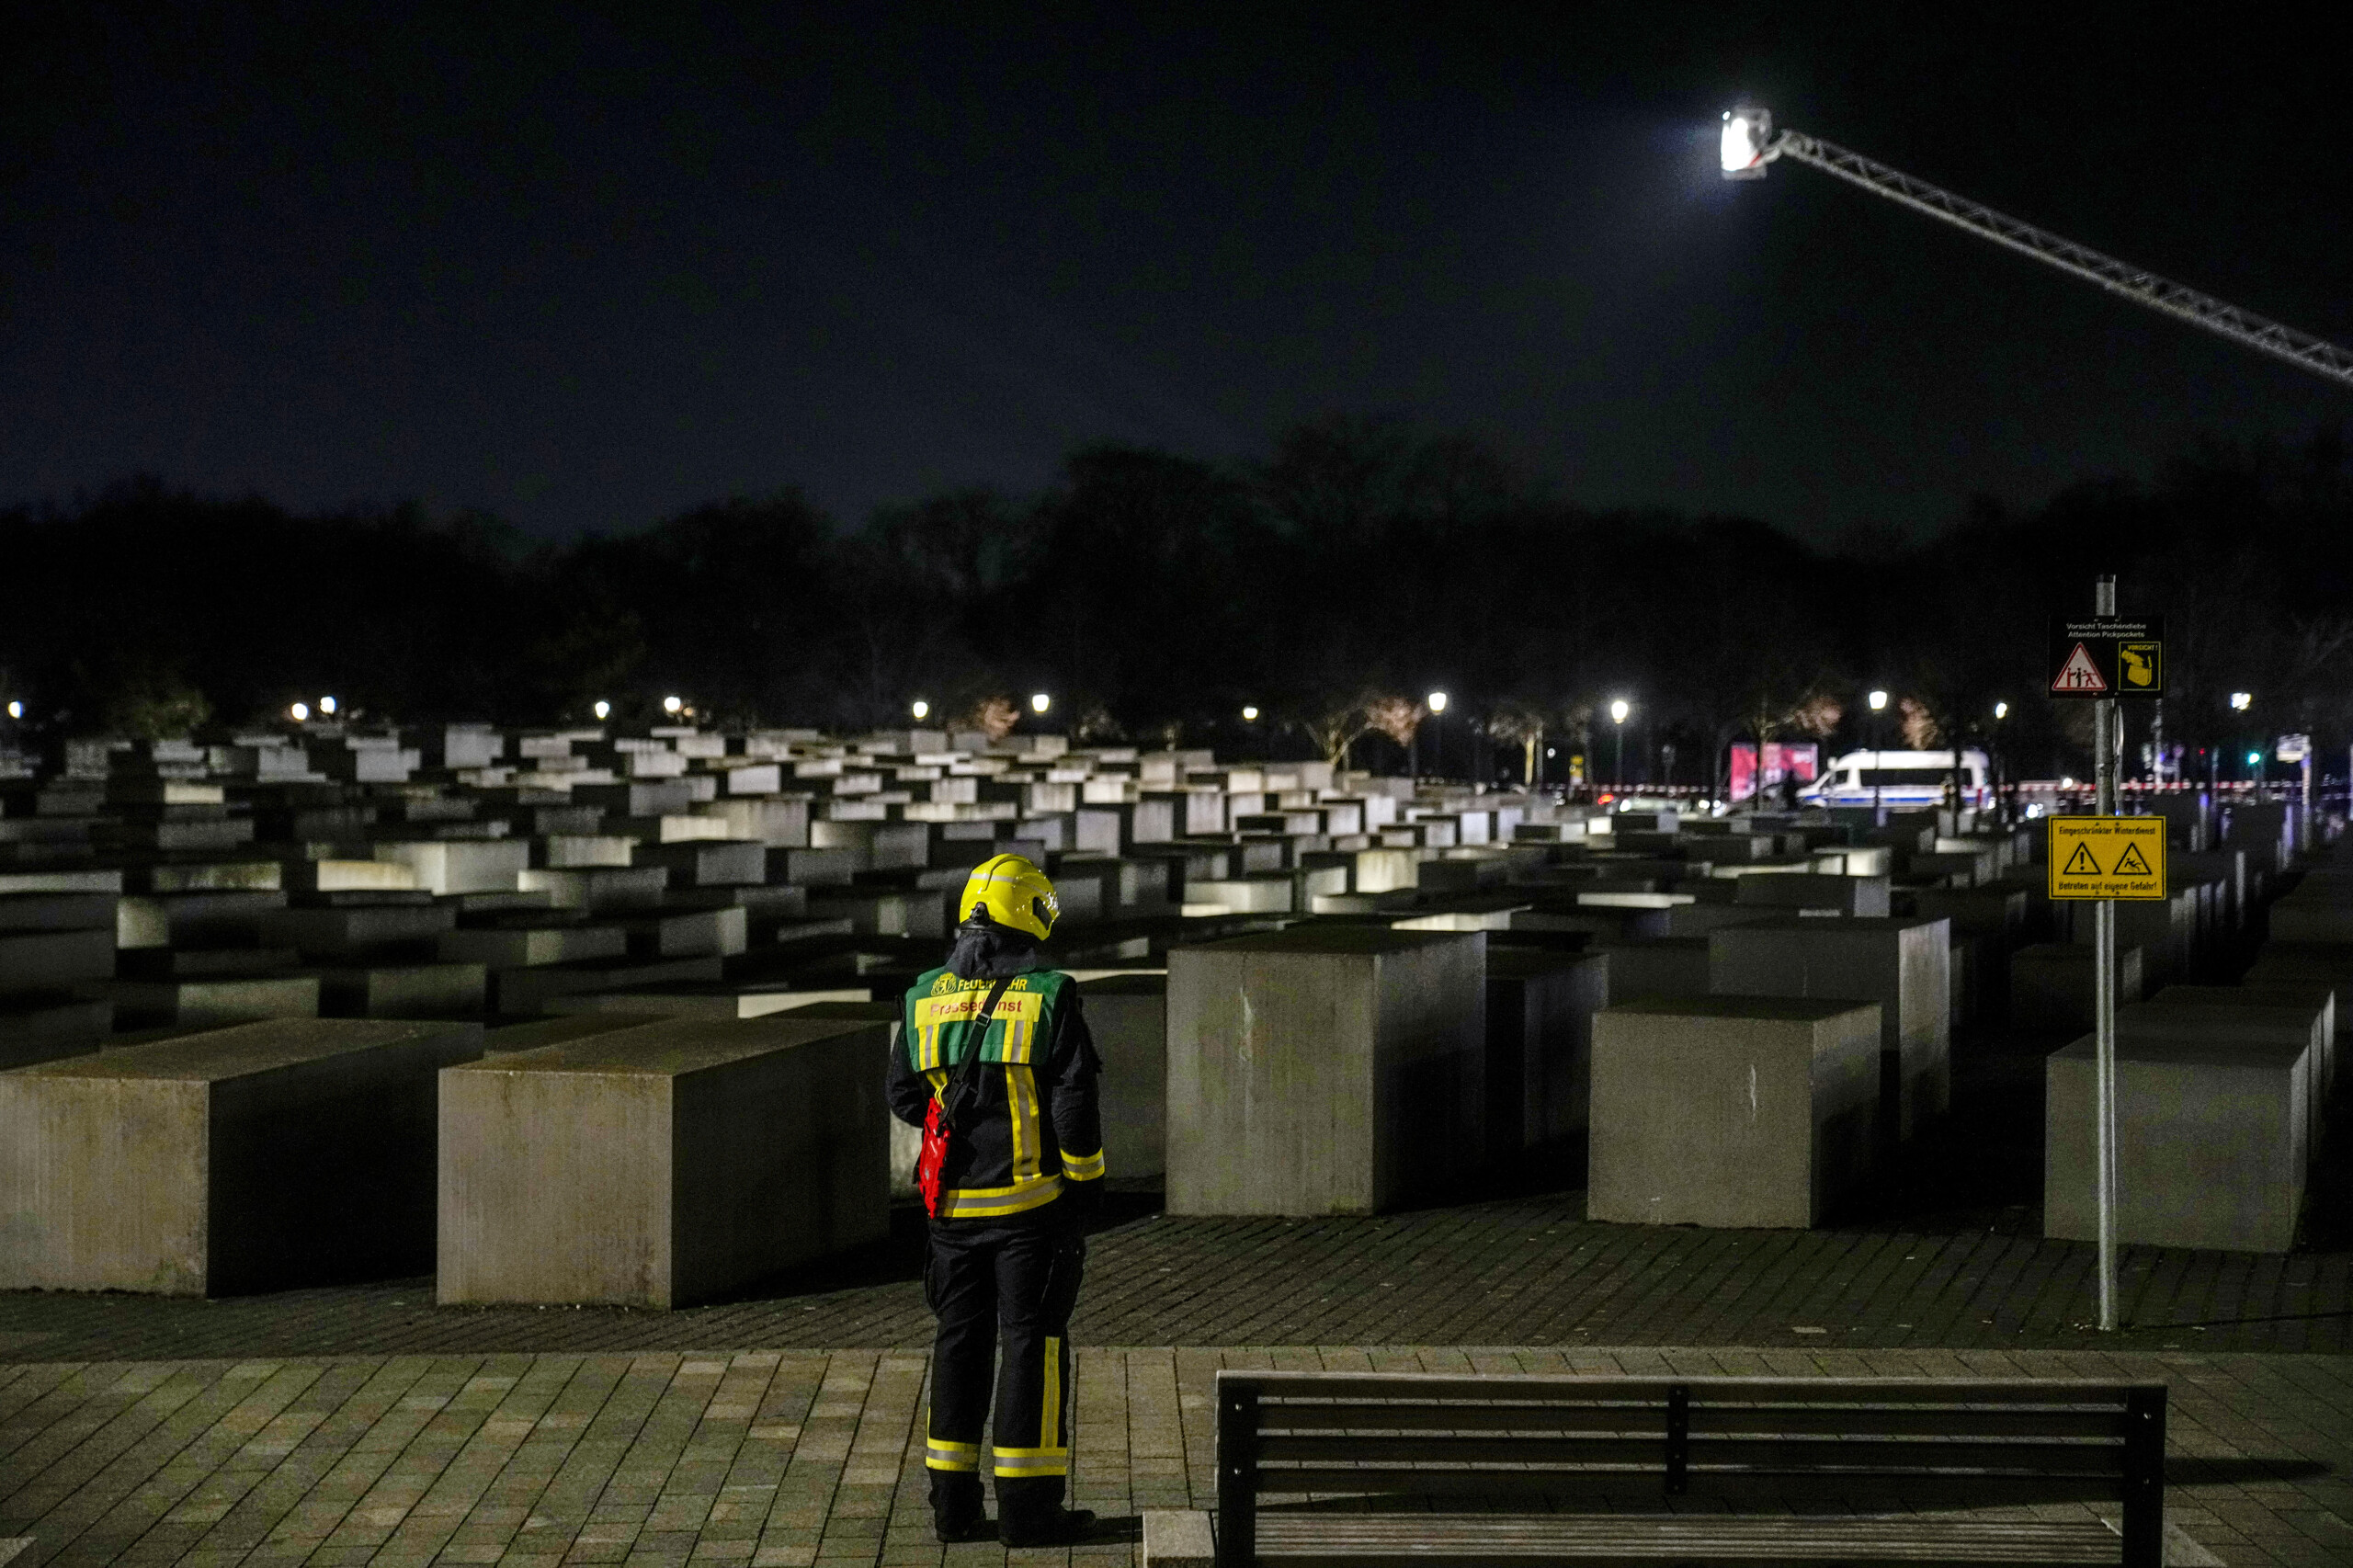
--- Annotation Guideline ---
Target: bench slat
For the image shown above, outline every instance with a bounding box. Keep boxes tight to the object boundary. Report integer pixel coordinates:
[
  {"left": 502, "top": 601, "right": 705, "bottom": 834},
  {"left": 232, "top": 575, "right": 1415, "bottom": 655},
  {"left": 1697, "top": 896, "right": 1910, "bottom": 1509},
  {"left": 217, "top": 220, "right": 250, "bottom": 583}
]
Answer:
[
  {"left": 1261, "top": 1403, "right": 2127, "bottom": 1441},
  {"left": 1237, "top": 1373, "right": 2141, "bottom": 1408},
  {"left": 1258, "top": 1435, "right": 2127, "bottom": 1477},
  {"left": 1252, "top": 1514, "right": 2125, "bottom": 1564}
]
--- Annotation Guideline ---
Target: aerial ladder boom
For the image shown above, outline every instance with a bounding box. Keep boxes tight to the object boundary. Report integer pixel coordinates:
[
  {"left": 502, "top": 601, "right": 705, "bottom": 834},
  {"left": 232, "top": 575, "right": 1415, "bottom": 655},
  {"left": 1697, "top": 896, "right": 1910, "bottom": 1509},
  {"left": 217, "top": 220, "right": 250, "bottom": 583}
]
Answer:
[{"left": 1721, "top": 108, "right": 2353, "bottom": 390}]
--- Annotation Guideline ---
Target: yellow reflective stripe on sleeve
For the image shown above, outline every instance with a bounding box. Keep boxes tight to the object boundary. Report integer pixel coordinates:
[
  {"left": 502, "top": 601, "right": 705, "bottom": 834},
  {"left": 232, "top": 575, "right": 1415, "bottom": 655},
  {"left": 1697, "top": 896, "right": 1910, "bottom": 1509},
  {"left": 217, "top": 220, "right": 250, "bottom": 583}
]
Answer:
[
  {"left": 1040, "top": 1335, "right": 1062, "bottom": 1451},
  {"left": 1061, "top": 1147, "right": 1105, "bottom": 1181},
  {"left": 931, "top": 1176, "right": 1063, "bottom": 1219}
]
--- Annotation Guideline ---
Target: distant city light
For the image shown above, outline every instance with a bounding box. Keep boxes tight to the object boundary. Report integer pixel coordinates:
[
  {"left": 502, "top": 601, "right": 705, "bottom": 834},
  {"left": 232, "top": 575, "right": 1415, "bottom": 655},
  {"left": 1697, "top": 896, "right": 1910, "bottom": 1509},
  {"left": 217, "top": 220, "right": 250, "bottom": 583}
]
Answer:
[
  {"left": 1608, "top": 699, "right": 1629, "bottom": 725},
  {"left": 1427, "top": 691, "right": 1449, "bottom": 714},
  {"left": 1241, "top": 706, "right": 1259, "bottom": 722},
  {"left": 2247, "top": 751, "right": 2262, "bottom": 767},
  {"left": 911, "top": 699, "right": 930, "bottom": 721},
  {"left": 1993, "top": 701, "right": 2009, "bottom": 720},
  {"left": 2230, "top": 691, "right": 2253, "bottom": 710},
  {"left": 290, "top": 702, "right": 310, "bottom": 722},
  {"left": 319, "top": 695, "right": 337, "bottom": 716},
  {"left": 1868, "top": 688, "right": 1890, "bottom": 711},
  {"left": 663, "top": 695, "right": 684, "bottom": 714},
  {"left": 4, "top": 701, "right": 18, "bottom": 720},
  {"left": 1030, "top": 693, "right": 1051, "bottom": 715},
  {"left": 593, "top": 700, "right": 610, "bottom": 721}
]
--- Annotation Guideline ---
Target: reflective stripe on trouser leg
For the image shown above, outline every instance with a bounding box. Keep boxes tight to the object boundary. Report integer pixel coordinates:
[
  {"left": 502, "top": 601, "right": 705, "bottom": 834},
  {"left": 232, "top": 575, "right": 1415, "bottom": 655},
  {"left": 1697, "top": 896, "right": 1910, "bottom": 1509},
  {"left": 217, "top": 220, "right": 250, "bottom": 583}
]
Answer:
[{"left": 990, "top": 1229, "right": 1084, "bottom": 1482}]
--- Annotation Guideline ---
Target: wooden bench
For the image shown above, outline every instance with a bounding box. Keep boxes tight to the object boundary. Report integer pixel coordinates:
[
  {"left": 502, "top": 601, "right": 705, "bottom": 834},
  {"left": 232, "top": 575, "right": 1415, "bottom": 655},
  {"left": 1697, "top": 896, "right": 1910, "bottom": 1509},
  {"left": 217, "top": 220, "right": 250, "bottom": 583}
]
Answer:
[{"left": 1144, "top": 1371, "right": 2179, "bottom": 1567}]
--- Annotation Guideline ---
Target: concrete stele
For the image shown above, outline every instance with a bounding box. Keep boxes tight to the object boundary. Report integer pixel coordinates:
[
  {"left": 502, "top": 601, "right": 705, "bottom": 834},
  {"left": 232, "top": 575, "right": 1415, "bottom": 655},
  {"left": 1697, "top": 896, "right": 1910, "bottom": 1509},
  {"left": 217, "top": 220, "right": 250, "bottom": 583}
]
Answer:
[{"left": 0, "top": 1017, "right": 485, "bottom": 1295}]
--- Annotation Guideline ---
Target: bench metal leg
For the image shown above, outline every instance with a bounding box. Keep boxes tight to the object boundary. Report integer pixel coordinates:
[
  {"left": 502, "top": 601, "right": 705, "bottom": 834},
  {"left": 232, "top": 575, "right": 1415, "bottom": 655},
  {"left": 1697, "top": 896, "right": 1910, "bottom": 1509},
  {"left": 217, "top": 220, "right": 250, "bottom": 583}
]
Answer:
[
  {"left": 2121, "top": 1386, "right": 2165, "bottom": 1568},
  {"left": 1216, "top": 1384, "right": 1258, "bottom": 1568}
]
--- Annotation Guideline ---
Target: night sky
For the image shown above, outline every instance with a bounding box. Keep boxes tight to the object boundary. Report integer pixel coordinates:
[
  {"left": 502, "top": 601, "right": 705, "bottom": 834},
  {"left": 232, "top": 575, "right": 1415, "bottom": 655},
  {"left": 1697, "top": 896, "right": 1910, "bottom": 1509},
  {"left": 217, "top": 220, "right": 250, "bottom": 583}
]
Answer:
[{"left": 6, "top": 5, "right": 2347, "bottom": 544}]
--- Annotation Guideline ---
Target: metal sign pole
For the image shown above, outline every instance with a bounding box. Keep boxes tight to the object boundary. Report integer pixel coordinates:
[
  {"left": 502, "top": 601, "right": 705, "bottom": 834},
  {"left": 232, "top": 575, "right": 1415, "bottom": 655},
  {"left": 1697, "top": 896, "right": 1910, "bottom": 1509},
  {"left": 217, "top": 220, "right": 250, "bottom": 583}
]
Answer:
[{"left": 2093, "top": 574, "right": 2120, "bottom": 1332}]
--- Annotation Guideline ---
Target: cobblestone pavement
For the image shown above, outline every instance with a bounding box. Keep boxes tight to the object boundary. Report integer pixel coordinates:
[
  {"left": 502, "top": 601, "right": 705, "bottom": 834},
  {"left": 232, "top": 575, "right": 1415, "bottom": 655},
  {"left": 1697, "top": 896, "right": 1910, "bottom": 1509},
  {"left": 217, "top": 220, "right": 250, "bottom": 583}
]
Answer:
[
  {"left": 0, "top": 1346, "right": 2347, "bottom": 1568},
  {"left": 1, "top": 1190, "right": 2347, "bottom": 1365}
]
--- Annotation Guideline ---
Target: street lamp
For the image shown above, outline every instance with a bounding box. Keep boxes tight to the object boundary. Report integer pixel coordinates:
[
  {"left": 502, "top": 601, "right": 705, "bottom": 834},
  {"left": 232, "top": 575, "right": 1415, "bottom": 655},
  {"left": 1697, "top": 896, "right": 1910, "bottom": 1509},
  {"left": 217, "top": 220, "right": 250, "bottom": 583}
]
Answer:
[
  {"left": 1609, "top": 699, "right": 1631, "bottom": 792},
  {"left": 1241, "top": 706, "right": 1258, "bottom": 722},
  {"left": 2230, "top": 691, "right": 2252, "bottom": 710},
  {"left": 1425, "top": 692, "right": 1449, "bottom": 778},
  {"left": 1868, "top": 689, "right": 1891, "bottom": 820},
  {"left": 5, "top": 701, "right": 20, "bottom": 721},
  {"left": 1993, "top": 701, "right": 2008, "bottom": 720},
  {"left": 663, "top": 695, "right": 683, "bottom": 715},
  {"left": 290, "top": 702, "right": 310, "bottom": 722},
  {"left": 593, "top": 700, "right": 610, "bottom": 721},
  {"left": 1030, "top": 692, "right": 1051, "bottom": 715},
  {"left": 319, "top": 695, "right": 338, "bottom": 717},
  {"left": 911, "top": 699, "right": 930, "bottom": 721}
]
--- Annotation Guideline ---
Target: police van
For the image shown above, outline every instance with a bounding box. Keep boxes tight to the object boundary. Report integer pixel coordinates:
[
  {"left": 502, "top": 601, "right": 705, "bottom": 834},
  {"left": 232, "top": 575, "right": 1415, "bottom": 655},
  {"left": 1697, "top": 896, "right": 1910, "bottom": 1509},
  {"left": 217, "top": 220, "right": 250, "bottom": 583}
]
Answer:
[{"left": 1799, "top": 749, "right": 1992, "bottom": 808}]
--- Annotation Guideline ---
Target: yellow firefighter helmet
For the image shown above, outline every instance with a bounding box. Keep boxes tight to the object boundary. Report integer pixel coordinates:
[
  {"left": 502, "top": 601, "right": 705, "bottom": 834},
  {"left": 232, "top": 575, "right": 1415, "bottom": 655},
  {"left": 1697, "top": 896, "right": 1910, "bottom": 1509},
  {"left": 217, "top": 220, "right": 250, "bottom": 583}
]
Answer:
[{"left": 959, "top": 853, "right": 1059, "bottom": 941}]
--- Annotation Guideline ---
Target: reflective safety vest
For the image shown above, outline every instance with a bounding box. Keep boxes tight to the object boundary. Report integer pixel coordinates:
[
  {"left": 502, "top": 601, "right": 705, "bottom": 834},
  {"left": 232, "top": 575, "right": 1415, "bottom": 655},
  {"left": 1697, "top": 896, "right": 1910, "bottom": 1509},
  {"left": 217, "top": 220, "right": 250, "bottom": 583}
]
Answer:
[{"left": 896, "top": 966, "right": 1105, "bottom": 1221}]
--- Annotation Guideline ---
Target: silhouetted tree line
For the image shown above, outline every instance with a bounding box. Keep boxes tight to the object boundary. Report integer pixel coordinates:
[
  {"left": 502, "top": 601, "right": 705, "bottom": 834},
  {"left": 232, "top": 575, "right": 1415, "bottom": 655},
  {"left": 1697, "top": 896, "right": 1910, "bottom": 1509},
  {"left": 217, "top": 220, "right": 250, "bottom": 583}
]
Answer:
[{"left": 6, "top": 418, "right": 2352, "bottom": 787}]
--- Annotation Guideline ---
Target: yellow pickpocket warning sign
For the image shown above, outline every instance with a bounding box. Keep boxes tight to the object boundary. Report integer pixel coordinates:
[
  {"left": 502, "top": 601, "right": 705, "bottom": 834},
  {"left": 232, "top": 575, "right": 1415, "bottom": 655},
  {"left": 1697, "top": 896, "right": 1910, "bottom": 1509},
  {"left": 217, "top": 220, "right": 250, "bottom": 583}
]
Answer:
[{"left": 2048, "top": 816, "right": 2167, "bottom": 900}]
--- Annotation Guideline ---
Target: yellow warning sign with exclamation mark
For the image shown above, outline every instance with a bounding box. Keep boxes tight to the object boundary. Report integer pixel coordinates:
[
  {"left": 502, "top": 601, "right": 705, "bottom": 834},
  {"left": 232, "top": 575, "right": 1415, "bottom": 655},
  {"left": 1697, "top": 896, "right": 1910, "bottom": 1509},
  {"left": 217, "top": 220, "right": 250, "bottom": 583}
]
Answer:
[{"left": 2048, "top": 816, "right": 2167, "bottom": 900}]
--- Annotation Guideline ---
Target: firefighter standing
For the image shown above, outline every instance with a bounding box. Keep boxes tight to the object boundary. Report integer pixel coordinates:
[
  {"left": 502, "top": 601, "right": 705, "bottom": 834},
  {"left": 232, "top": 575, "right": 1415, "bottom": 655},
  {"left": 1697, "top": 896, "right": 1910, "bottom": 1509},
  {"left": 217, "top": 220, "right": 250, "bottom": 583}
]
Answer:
[{"left": 887, "top": 854, "right": 1106, "bottom": 1546}]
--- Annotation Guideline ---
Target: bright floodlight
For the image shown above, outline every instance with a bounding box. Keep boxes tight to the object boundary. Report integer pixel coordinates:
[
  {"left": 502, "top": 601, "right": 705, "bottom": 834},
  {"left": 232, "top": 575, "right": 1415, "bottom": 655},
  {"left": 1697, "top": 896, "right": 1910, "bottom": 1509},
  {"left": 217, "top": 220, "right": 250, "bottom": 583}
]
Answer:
[
  {"left": 1030, "top": 692, "right": 1051, "bottom": 715},
  {"left": 1721, "top": 106, "right": 1772, "bottom": 178},
  {"left": 290, "top": 702, "right": 310, "bottom": 722},
  {"left": 2230, "top": 691, "right": 2253, "bottom": 710},
  {"left": 319, "top": 695, "right": 337, "bottom": 716},
  {"left": 593, "top": 699, "right": 610, "bottom": 721},
  {"left": 911, "top": 699, "right": 930, "bottom": 721},
  {"left": 1427, "top": 691, "right": 1449, "bottom": 714},
  {"left": 1608, "top": 699, "right": 1630, "bottom": 724},
  {"left": 1242, "top": 705, "right": 1259, "bottom": 722},
  {"left": 663, "top": 695, "right": 683, "bottom": 714},
  {"left": 1868, "top": 688, "right": 1890, "bottom": 711},
  {"left": 1994, "top": 700, "right": 2009, "bottom": 720}
]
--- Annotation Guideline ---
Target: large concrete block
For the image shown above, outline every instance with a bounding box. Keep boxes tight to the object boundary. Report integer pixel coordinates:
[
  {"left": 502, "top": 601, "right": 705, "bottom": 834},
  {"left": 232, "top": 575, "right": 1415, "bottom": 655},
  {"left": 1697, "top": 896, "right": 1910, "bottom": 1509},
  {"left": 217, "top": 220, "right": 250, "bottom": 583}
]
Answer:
[
  {"left": 438, "top": 1015, "right": 890, "bottom": 1308},
  {"left": 1594, "top": 938, "right": 1711, "bottom": 1000},
  {"left": 105, "top": 974, "right": 321, "bottom": 1029},
  {"left": 0, "top": 928, "right": 115, "bottom": 994},
  {"left": 1083, "top": 973, "right": 1167, "bottom": 1181},
  {"left": 767, "top": 999, "right": 915, "bottom": 1196},
  {"left": 374, "top": 839, "right": 530, "bottom": 896},
  {"left": 1484, "top": 949, "right": 1608, "bottom": 1156},
  {"left": 1708, "top": 917, "right": 1951, "bottom": 1139},
  {"left": 1733, "top": 873, "right": 1892, "bottom": 917},
  {"left": 0, "top": 1018, "right": 484, "bottom": 1294},
  {"left": 2045, "top": 1032, "right": 2306, "bottom": 1253},
  {"left": 2009, "top": 942, "right": 2143, "bottom": 1032},
  {"left": 2155, "top": 983, "right": 2336, "bottom": 1099},
  {"left": 2122, "top": 998, "right": 2327, "bottom": 1164},
  {"left": 0, "top": 995, "right": 112, "bottom": 1070},
  {"left": 318, "top": 962, "right": 488, "bottom": 1020},
  {"left": 1587, "top": 996, "right": 1880, "bottom": 1229},
  {"left": 1166, "top": 926, "right": 1484, "bottom": 1216}
]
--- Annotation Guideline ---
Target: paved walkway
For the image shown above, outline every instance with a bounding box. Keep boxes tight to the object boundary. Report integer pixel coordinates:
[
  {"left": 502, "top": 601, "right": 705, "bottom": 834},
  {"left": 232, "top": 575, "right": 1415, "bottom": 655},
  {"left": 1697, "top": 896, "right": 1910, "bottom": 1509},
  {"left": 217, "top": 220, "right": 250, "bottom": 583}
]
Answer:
[
  {"left": 1, "top": 1346, "right": 2347, "bottom": 1568},
  {"left": 1, "top": 1190, "right": 2347, "bottom": 1365}
]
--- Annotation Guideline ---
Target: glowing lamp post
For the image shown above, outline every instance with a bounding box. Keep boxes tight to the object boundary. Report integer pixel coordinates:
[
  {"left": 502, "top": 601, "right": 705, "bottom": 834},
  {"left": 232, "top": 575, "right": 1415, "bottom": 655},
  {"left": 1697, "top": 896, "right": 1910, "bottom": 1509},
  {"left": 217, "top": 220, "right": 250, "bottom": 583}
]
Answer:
[
  {"left": 1608, "top": 699, "right": 1631, "bottom": 792},
  {"left": 1241, "top": 705, "right": 1258, "bottom": 722},
  {"left": 290, "top": 702, "right": 310, "bottom": 723},
  {"left": 1867, "top": 688, "right": 1891, "bottom": 818},
  {"left": 1029, "top": 692, "right": 1051, "bottom": 717},
  {"left": 593, "top": 700, "right": 610, "bottom": 721}
]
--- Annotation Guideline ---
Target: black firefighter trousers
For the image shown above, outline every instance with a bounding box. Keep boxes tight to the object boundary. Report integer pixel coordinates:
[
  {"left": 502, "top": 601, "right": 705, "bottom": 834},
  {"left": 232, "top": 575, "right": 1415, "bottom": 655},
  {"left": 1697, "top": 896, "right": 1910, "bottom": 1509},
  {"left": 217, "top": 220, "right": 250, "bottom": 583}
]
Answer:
[{"left": 922, "top": 1210, "right": 1086, "bottom": 1514}]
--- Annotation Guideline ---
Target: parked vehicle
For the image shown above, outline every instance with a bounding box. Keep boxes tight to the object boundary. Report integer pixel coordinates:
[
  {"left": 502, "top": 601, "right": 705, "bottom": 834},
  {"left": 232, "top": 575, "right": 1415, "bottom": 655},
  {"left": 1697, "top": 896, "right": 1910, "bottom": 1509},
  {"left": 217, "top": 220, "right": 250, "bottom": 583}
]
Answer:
[{"left": 1800, "top": 748, "right": 1991, "bottom": 808}]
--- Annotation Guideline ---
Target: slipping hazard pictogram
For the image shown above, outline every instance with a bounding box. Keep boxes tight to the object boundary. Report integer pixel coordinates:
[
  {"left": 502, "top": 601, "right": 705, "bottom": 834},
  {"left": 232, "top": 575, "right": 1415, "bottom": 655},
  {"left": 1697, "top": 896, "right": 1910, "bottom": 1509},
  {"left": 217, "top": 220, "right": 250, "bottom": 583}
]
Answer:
[
  {"left": 2052, "top": 642, "right": 2108, "bottom": 693},
  {"left": 2049, "top": 815, "right": 2166, "bottom": 900}
]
